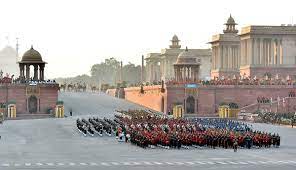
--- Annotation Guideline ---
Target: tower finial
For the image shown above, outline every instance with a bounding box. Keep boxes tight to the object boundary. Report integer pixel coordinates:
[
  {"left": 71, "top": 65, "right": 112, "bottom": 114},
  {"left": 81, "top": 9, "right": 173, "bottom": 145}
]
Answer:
[{"left": 31, "top": 45, "right": 33, "bottom": 49}]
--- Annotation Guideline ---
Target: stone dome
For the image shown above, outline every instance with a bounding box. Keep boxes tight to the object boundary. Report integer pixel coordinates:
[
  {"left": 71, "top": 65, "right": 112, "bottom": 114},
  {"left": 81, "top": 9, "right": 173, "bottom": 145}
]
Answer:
[
  {"left": 226, "top": 14, "right": 236, "bottom": 25},
  {"left": 172, "top": 34, "right": 179, "bottom": 41},
  {"left": 20, "top": 46, "right": 45, "bottom": 63},
  {"left": 174, "top": 47, "right": 200, "bottom": 65}
]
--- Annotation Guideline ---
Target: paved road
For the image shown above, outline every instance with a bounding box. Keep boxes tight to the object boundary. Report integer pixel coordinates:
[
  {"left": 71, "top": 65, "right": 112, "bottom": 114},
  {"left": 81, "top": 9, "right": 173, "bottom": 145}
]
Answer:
[{"left": 0, "top": 92, "right": 296, "bottom": 170}]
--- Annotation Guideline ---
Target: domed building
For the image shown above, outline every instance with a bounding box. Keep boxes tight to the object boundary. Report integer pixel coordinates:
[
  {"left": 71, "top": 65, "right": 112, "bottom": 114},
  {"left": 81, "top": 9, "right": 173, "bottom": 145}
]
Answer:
[
  {"left": 0, "top": 46, "right": 59, "bottom": 118},
  {"left": 145, "top": 35, "right": 212, "bottom": 83},
  {"left": 18, "top": 46, "right": 47, "bottom": 81},
  {"left": 174, "top": 47, "right": 200, "bottom": 82}
]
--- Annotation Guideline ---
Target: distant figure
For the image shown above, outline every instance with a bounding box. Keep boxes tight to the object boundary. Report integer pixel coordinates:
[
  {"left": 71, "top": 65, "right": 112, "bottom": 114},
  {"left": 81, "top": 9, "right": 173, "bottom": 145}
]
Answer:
[
  {"left": 233, "top": 138, "right": 238, "bottom": 152},
  {"left": 70, "top": 109, "right": 73, "bottom": 116}
]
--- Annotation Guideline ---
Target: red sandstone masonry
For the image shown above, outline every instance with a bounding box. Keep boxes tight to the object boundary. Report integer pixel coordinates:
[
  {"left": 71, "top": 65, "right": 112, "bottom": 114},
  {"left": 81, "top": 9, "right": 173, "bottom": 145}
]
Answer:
[
  {"left": 107, "top": 84, "right": 296, "bottom": 116},
  {"left": 0, "top": 84, "right": 58, "bottom": 114}
]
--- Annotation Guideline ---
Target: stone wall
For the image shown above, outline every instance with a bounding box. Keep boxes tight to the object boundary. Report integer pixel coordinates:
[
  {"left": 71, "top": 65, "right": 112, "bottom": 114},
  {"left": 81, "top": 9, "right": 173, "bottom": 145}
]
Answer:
[
  {"left": 107, "top": 84, "right": 296, "bottom": 116},
  {"left": 0, "top": 84, "right": 58, "bottom": 114},
  {"left": 124, "top": 85, "right": 165, "bottom": 112}
]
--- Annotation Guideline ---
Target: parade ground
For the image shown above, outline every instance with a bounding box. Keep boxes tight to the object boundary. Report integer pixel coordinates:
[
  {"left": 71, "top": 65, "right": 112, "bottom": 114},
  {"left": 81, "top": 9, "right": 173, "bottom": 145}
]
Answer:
[{"left": 0, "top": 92, "right": 296, "bottom": 170}]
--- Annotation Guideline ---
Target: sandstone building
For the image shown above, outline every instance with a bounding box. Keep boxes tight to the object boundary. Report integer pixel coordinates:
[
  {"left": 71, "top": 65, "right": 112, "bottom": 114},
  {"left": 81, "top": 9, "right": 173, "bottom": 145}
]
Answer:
[
  {"left": 210, "top": 15, "right": 296, "bottom": 79},
  {"left": 145, "top": 35, "right": 211, "bottom": 82}
]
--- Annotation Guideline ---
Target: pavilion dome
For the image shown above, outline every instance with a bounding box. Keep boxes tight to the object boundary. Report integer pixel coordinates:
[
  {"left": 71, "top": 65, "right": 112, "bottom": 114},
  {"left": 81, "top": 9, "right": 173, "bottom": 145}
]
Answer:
[
  {"left": 21, "top": 46, "right": 44, "bottom": 63},
  {"left": 172, "top": 34, "right": 179, "bottom": 41},
  {"left": 174, "top": 47, "right": 200, "bottom": 65},
  {"left": 225, "top": 14, "right": 236, "bottom": 25}
]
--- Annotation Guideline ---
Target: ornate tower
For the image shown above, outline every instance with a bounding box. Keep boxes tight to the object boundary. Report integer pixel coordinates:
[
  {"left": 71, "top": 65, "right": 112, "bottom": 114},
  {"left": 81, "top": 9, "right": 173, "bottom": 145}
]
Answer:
[
  {"left": 223, "top": 14, "right": 238, "bottom": 34},
  {"left": 170, "top": 35, "right": 181, "bottom": 49},
  {"left": 209, "top": 15, "right": 240, "bottom": 79}
]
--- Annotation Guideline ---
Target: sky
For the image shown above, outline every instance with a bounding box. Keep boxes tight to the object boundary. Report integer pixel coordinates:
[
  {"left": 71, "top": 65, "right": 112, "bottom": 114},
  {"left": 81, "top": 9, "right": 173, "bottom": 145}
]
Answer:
[{"left": 0, "top": 0, "right": 295, "bottom": 78}]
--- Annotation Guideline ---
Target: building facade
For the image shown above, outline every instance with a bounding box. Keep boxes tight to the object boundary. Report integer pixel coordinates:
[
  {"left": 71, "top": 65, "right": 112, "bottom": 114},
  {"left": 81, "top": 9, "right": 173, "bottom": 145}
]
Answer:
[
  {"left": 210, "top": 15, "right": 296, "bottom": 80},
  {"left": 145, "top": 35, "right": 212, "bottom": 82},
  {"left": 239, "top": 25, "right": 296, "bottom": 79},
  {"left": 209, "top": 15, "right": 240, "bottom": 78}
]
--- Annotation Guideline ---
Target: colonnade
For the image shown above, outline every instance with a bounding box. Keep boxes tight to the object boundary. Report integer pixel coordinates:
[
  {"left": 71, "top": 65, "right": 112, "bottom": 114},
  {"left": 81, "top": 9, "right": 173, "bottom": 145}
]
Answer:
[
  {"left": 212, "top": 45, "right": 240, "bottom": 70},
  {"left": 241, "top": 38, "right": 283, "bottom": 66},
  {"left": 174, "top": 65, "right": 199, "bottom": 82},
  {"left": 19, "top": 64, "right": 45, "bottom": 81}
]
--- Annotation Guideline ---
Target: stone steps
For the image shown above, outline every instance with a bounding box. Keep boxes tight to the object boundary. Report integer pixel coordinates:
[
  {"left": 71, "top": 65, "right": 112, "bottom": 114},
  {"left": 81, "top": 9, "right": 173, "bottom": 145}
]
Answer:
[{"left": 6, "top": 114, "right": 54, "bottom": 120}]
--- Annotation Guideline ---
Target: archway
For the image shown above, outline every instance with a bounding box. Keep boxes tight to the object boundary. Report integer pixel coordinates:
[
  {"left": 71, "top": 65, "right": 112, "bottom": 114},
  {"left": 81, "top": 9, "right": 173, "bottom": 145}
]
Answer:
[
  {"left": 186, "top": 96, "right": 195, "bottom": 114},
  {"left": 28, "top": 95, "right": 38, "bottom": 113}
]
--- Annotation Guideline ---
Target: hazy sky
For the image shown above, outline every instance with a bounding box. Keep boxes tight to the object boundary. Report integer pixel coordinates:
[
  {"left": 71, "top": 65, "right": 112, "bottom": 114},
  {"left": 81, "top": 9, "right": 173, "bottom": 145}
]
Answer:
[{"left": 0, "top": 0, "right": 295, "bottom": 78}]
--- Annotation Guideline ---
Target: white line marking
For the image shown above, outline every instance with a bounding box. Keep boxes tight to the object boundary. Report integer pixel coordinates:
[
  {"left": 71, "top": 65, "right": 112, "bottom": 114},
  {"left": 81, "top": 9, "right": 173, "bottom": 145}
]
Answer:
[
  {"left": 36, "top": 163, "right": 43, "bottom": 166},
  {"left": 238, "top": 161, "right": 248, "bottom": 165},
  {"left": 257, "top": 161, "right": 268, "bottom": 164},
  {"left": 57, "top": 163, "right": 64, "bottom": 166},
  {"left": 111, "top": 162, "right": 119, "bottom": 165},
  {"left": 246, "top": 161, "right": 258, "bottom": 164},
  {"left": 175, "top": 162, "right": 184, "bottom": 165},
  {"left": 101, "top": 162, "right": 110, "bottom": 166},
  {"left": 90, "top": 162, "right": 98, "bottom": 166},
  {"left": 46, "top": 163, "right": 54, "bottom": 166},
  {"left": 153, "top": 162, "right": 163, "bottom": 165},
  {"left": 143, "top": 161, "right": 153, "bottom": 165},
  {"left": 227, "top": 161, "right": 239, "bottom": 165},
  {"left": 165, "top": 162, "right": 174, "bottom": 165},
  {"left": 206, "top": 161, "right": 215, "bottom": 165},
  {"left": 2, "top": 163, "right": 10, "bottom": 167},
  {"left": 123, "top": 162, "right": 132, "bottom": 165},
  {"left": 216, "top": 161, "right": 227, "bottom": 165},
  {"left": 25, "top": 163, "right": 31, "bottom": 166},
  {"left": 69, "top": 162, "right": 76, "bottom": 166},
  {"left": 196, "top": 161, "right": 207, "bottom": 165},
  {"left": 14, "top": 163, "right": 20, "bottom": 166},
  {"left": 80, "top": 163, "right": 88, "bottom": 166},
  {"left": 132, "top": 162, "right": 141, "bottom": 165},
  {"left": 185, "top": 162, "right": 195, "bottom": 165},
  {"left": 286, "top": 161, "right": 296, "bottom": 164}
]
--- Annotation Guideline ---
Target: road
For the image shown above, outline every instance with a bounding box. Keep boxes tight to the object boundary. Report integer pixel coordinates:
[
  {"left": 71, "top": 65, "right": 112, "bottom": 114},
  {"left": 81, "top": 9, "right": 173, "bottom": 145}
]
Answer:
[{"left": 0, "top": 92, "right": 296, "bottom": 170}]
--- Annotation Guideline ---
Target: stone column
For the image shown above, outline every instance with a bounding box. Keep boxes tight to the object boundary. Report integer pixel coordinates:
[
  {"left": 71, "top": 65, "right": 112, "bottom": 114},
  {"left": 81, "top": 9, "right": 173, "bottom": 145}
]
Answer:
[
  {"left": 276, "top": 38, "right": 281, "bottom": 65},
  {"left": 229, "top": 47, "right": 231, "bottom": 69},
  {"left": 218, "top": 46, "right": 222, "bottom": 69},
  {"left": 39, "top": 64, "right": 45, "bottom": 81},
  {"left": 241, "top": 41, "right": 244, "bottom": 65},
  {"left": 279, "top": 39, "right": 283, "bottom": 64},
  {"left": 259, "top": 38, "right": 263, "bottom": 65},
  {"left": 253, "top": 38, "right": 257, "bottom": 65},
  {"left": 220, "top": 46, "right": 224, "bottom": 69},
  {"left": 25, "top": 64, "right": 30, "bottom": 81},
  {"left": 263, "top": 39, "right": 267, "bottom": 66},
  {"left": 33, "top": 65, "right": 38, "bottom": 80},
  {"left": 267, "top": 40, "right": 270, "bottom": 65},
  {"left": 271, "top": 39, "right": 275, "bottom": 65}
]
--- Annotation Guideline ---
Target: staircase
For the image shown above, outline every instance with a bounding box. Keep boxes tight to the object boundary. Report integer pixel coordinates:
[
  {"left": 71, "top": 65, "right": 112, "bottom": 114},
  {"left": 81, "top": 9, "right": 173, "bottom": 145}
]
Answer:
[{"left": 6, "top": 113, "right": 54, "bottom": 120}]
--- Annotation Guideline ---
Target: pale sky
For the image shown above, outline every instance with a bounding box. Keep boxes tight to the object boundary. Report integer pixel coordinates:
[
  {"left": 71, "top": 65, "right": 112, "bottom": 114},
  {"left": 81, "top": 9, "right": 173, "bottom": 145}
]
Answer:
[{"left": 0, "top": 0, "right": 295, "bottom": 78}]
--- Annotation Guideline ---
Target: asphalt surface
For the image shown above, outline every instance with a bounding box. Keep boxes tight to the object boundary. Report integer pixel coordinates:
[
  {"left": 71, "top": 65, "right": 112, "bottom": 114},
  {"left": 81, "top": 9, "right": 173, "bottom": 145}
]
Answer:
[{"left": 0, "top": 92, "right": 295, "bottom": 170}]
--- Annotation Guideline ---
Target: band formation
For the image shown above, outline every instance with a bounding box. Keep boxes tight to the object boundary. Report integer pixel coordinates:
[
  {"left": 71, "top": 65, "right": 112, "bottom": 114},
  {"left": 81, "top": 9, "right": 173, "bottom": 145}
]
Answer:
[{"left": 76, "top": 110, "right": 280, "bottom": 150}]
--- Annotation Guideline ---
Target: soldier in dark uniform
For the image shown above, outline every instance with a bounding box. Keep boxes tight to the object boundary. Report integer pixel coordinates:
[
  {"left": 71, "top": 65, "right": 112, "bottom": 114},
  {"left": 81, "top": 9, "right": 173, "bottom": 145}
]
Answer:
[{"left": 233, "top": 138, "right": 238, "bottom": 152}]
